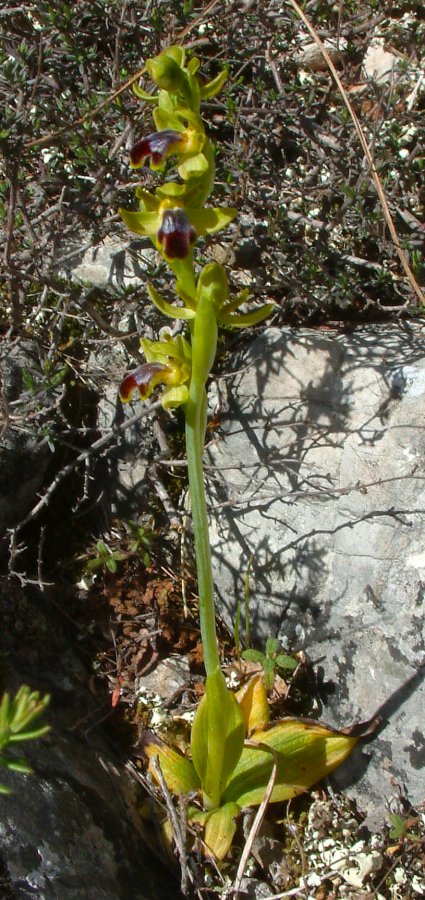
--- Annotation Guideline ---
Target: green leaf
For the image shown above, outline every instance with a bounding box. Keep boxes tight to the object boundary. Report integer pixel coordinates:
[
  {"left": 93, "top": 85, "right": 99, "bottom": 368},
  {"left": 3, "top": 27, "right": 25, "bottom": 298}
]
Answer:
[
  {"left": 106, "top": 557, "right": 117, "bottom": 573},
  {"left": 266, "top": 637, "right": 279, "bottom": 656},
  {"left": 9, "top": 725, "right": 50, "bottom": 743},
  {"left": 236, "top": 674, "right": 270, "bottom": 735},
  {"left": 85, "top": 557, "right": 103, "bottom": 572},
  {"left": 0, "top": 757, "right": 32, "bottom": 773},
  {"left": 222, "top": 718, "right": 358, "bottom": 808},
  {"left": 191, "top": 668, "right": 244, "bottom": 809},
  {"left": 241, "top": 649, "right": 264, "bottom": 664},
  {"left": 262, "top": 658, "right": 275, "bottom": 674},
  {"left": 389, "top": 813, "right": 407, "bottom": 840},
  {"left": 96, "top": 541, "right": 108, "bottom": 555},
  {"left": 276, "top": 654, "right": 298, "bottom": 672}
]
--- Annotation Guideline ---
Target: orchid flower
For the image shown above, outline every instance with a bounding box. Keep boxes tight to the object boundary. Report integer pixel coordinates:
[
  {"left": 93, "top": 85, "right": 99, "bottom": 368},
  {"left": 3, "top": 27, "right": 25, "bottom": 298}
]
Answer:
[{"left": 120, "top": 334, "right": 191, "bottom": 410}]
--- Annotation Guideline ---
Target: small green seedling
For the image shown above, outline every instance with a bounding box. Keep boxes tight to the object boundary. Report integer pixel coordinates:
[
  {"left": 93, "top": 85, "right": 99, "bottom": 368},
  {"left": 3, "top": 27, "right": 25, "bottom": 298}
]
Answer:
[
  {"left": 388, "top": 812, "right": 422, "bottom": 844},
  {"left": 242, "top": 638, "right": 298, "bottom": 691},
  {"left": 85, "top": 539, "right": 128, "bottom": 575},
  {"left": 127, "top": 521, "right": 155, "bottom": 567},
  {"left": 0, "top": 686, "right": 50, "bottom": 794}
]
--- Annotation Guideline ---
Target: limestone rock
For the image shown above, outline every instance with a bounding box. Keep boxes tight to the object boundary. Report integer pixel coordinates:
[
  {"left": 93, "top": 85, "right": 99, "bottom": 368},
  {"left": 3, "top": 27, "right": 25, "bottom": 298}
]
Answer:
[{"left": 207, "top": 325, "right": 425, "bottom": 824}]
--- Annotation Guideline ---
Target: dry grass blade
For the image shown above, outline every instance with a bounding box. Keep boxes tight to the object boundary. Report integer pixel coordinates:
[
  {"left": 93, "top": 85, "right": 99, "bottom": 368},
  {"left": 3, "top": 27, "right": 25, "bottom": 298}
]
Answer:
[
  {"left": 287, "top": 0, "right": 425, "bottom": 308},
  {"left": 228, "top": 741, "right": 278, "bottom": 898}
]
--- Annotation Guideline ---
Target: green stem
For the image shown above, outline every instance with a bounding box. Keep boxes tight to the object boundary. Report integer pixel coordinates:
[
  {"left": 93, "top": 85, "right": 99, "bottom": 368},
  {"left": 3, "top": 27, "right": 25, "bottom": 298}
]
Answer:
[
  {"left": 185, "top": 394, "right": 220, "bottom": 677},
  {"left": 184, "top": 296, "right": 219, "bottom": 677}
]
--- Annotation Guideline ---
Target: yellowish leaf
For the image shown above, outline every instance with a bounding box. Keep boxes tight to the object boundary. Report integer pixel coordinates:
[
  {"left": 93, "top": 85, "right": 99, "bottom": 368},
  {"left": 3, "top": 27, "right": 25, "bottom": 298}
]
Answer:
[
  {"left": 236, "top": 674, "right": 270, "bottom": 735},
  {"left": 144, "top": 735, "right": 200, "bottom": 795},
  {"left": 203, "top": 802, "right": 240, "bottom": 860},
  {"left": 222, "top": 718, "right": 358, "bottom": 808}
]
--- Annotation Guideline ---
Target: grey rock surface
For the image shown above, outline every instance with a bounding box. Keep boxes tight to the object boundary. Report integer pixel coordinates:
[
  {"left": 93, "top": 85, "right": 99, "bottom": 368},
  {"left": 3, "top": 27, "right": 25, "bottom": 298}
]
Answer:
[
  {"left": 206, "top": 325, "right": 425, "bottom": 824},
  {"left": 0, "top": 584, "right": 180, "bottom": 900}
]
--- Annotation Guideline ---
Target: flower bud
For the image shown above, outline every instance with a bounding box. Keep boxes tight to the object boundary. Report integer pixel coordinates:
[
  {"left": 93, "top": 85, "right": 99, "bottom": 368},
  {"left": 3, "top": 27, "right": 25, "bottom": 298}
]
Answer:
[{"left": 146, "top": 53, "right": 190, "bottom": 100}]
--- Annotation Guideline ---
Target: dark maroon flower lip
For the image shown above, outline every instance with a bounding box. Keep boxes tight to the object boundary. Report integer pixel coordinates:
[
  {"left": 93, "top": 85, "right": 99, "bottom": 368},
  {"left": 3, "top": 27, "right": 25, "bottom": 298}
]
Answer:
[
  {"left": 157, "top": 208, "right": 196, "bottom": 259},
  {"left": 130, "top": 129, "right": 183, "bottom": 168},
  {"left": 119, "top": 363, "right": 169, "bottom": 402}
]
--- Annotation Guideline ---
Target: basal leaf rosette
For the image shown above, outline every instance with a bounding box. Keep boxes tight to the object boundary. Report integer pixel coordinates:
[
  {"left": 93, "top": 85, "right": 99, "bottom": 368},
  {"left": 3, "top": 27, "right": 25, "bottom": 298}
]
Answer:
[{"left": 143, "top": 675, "right": 360, "bottom": 860}]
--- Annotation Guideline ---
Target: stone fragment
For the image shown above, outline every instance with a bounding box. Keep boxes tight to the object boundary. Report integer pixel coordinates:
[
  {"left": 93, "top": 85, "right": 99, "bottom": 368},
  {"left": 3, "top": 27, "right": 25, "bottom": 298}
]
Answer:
[
  {"left": 363, "top": 41, "right": 400, "bottom": 84},
  {"left": 293, "top": 38, "right": 347, "bottom": 71},
  {"left": 66, "top": 236, "right": 157, "bottom": 290}
]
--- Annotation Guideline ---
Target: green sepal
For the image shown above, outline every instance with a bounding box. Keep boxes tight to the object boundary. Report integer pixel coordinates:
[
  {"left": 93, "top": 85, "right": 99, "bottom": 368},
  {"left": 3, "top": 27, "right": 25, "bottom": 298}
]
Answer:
[
  {"left": 147, "top": 285, "right": 195, "bottom": 320},
  {"left": 119, "top": 208, "right": 160, "bottom": 237},
  {"left": 156, "top": 182, "right": 187, "bottom": 200},
  {"left": 189, "top": 207, "right": 238, "bottom": 235},
  {"left": 220, "top": 288, "right": 250, "bottom": 315},
  {"left": 178, "top": 153, "right": 209, "bottom": 180},
  {"left": 161, "top": 45, "right": 186, "bottom": 67},
  {"left": 146, "top": 51, "right": 191, "bottom": 101},
  {"left": 162, "top": 384, "right": 189, "bottom": 409},
  {"left": 132, "top": 83, "right": 157, "bottom": 101},
  {"left": 153, "top": 106, "right": 185, "bottom": 133},
  {"left": 199, "top": 68, "right": 228, "bottom": 100},
  {"left": 187, "top": 57, "right": 201, "bottom": 75},
  {"left": 219, "top": 303, "right": 274, "bottom": 329},
  {"left": 144, "top": 734, "right": 201, "bottom": 795},
  {"left": 221, "top": 718, "right": 358, "bottom": 808},
  {"left": 191, "top": 668, "right": 244, "bottom": 809},
  {"left": 135, "top": 188, "right": 158, "bottom": 211}
]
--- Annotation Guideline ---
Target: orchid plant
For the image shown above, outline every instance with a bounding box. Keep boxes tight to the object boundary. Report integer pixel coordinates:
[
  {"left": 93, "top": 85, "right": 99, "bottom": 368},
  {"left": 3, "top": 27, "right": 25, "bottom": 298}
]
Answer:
[{"left": 119, "top": 46, "right": 360, "bottom": 860}]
